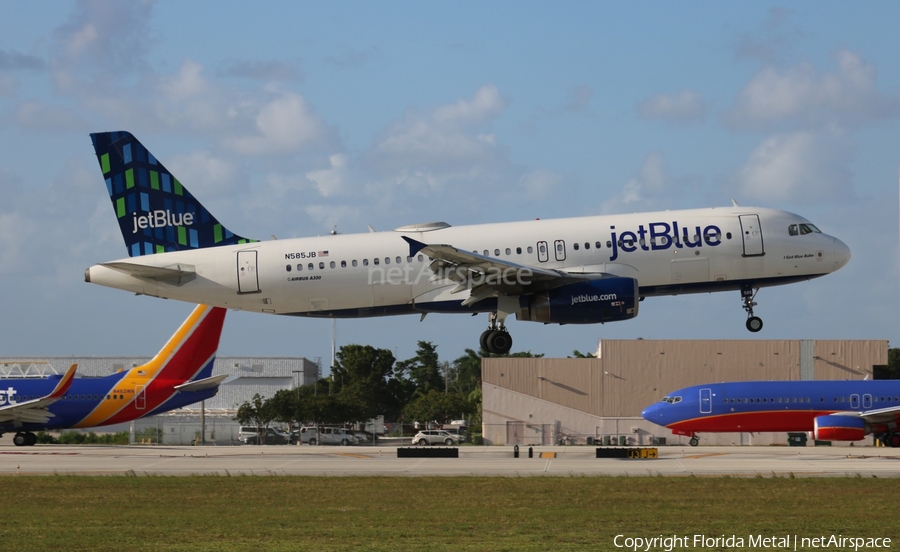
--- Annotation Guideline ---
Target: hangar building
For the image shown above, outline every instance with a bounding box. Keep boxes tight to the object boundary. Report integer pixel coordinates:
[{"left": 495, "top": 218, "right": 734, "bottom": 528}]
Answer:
[{"left": 482, "top": 339, "right": 888, "bottom": 446}]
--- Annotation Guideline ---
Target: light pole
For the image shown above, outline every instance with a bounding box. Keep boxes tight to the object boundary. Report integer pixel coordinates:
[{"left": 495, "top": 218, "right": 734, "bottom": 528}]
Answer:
[{"left": 292, "top": 370, "right": 301, "bottom": 444}]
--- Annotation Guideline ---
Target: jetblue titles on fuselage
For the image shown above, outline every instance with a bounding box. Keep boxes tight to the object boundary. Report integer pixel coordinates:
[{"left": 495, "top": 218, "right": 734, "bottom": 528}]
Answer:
[{"left": 608, "top": 221, "right": 722, "bottom": 261}]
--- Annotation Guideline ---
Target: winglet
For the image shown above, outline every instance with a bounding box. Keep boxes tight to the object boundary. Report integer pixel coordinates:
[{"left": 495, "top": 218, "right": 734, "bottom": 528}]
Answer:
[
  {"left": 47, "top": 364, "right": 77, "bottom": 400},
  {"left": 731, "top": 198, "right": 740, "bottom": 207},
  {"left": 402, "top": 236, "right": 428, "bottom": 257}
]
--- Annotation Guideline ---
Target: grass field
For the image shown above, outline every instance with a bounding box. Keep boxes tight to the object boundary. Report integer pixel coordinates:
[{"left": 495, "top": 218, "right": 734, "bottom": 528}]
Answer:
[{"left": 1, "top": 476, "right": 898, "bottom": 551}]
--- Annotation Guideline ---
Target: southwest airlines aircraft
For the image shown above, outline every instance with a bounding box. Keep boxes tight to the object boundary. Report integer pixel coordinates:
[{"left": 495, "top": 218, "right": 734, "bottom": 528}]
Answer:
[
  {"left": 0, "top": 305, "right": 227, "bottom": 446},
  {"left": 84, "top": 131, "right": 850, "bottom": 354},
  {"left": 642, "top": 381, "right": 900, "bottom": 447}
]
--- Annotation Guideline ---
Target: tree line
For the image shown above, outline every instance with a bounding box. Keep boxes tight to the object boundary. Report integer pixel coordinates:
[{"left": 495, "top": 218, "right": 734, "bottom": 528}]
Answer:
[{"left": 235, "top": 341, "right": 544, "bottom": 433}]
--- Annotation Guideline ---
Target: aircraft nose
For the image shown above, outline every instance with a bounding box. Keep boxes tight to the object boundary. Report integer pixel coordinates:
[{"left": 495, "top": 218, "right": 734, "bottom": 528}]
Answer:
[
  {"left": 641, "top": 403, "right": 662, "bottom": 422},
  {"left": 833, "top": 237, "right": 851, "bottom": 270}
]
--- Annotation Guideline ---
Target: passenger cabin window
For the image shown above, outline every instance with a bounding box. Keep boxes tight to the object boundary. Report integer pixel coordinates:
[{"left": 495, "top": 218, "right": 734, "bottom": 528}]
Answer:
[{"left": 573, "top": 243, "right": 580, "bottom": 251}]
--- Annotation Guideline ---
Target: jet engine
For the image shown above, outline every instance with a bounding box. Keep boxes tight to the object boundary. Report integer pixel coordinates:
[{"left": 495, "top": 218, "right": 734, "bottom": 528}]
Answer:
[
  {"left": 517, "top": 277, "right": 639, "bottom": 324},
  {"left": 813, "top": 415, "right": 866, "bottom": 441}
]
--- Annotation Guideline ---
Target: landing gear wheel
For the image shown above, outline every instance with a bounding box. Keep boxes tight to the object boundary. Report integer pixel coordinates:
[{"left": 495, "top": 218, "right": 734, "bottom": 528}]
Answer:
[
  {"left": 13, "top": 432, "right": 28, "bottom": 447},
  {"left": 25, "top": 432, "right": 37, "bottom": 446},
  {"left": 740, "top": 286, "right": 763, "bottom": 333},
  {"left": 746, "top": 316, "right": 763, "bottom": 332},
  {"left": 887, "top": 432, "right": 900, "bottom": 448},
  {"left": 689, "top": 437, "right": 699, "bottom": 447},
  {"left": 486, "top": 330, "right": 513, "bottom": 355},
  {"left": 479, "top": 330, "right": 491, "bottom": 352}
]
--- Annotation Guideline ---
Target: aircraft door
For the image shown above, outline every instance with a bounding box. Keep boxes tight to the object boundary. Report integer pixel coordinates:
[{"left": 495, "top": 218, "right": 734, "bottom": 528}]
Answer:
[
  {"left": 135, "top": 385, "right": 146, "bottom": 410},
  {"left": 863, "top": 394, "right": 872, "bottom": 409},
  {"left": 699, "top": 388, "right": 712, "bottom": 414},
  {"left": 237, "top": 250, "right": 260, "bottom": 293},
  {"left": 554, "top": 240, "right": 566, "bottom": 262},
  {"left": 536, "top": 241, "right": 549, "bottom": 262},
  {"left": 739, "top": 214, "right": 764, "bottom": 257},
  {"left": 851, "top": 394, "right": 860, "bottom": 409}
]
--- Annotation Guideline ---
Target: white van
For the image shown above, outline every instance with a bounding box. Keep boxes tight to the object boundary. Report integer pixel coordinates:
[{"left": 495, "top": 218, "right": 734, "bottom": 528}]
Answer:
[{"left": 298, "top": 426, "right": 357, "bottom": 446}]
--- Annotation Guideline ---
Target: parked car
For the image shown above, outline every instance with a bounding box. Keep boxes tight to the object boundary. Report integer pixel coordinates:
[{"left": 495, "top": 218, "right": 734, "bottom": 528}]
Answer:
[
  {"left": 297, "top": 426, "right": 357, "bottom": 446},
  {"left": 412, "top": 430, "right": 459, "bottom": 446},
  {"left": 441, "top": 426, "right": 468, "bottom": 443},
  {"left": 241, "top": 427, "right": 291, "bottom": 445}
]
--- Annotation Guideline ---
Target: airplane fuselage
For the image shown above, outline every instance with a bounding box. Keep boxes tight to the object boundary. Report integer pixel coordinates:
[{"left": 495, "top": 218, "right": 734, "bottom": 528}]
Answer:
[
  {"left": 86, "top": 206, "right": 850, "bottom": 319},
  {"left": 0, "top": 372, "right": 217, "bottom": 434},
  {"left": 643, "top": 380, "right": 900, "bottom": 446}
]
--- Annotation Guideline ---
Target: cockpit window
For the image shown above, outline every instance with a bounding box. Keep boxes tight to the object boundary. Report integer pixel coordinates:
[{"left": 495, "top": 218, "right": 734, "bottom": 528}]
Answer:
[
  {"left": 799, "top": 223, "right": 820, "bottom": 234},
  {"left": 789, "top": 223, "right": 821, "bottom": 236},
  {"left": 661, "top": 396, "right": 682, "bottom": 404}
]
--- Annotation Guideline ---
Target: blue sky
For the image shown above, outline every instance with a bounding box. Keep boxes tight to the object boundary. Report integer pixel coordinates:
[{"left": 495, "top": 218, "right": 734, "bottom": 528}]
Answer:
[{"left": 1, "top": 1, "right": 899, "bottom": 370}]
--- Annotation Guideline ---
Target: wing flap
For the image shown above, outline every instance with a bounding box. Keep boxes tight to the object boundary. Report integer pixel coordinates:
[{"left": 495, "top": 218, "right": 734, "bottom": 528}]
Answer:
[
  {"left": 402, "top": 236, "right": 604, "bottom": 303},
  {"left": 860, "top": 405, "right": 900, "bottom": 424}
]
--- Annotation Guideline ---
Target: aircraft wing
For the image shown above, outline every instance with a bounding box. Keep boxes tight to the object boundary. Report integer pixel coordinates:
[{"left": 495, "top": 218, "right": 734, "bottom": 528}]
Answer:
[
  {"left": 403, "top": 236, "right": 590, "bottom": 305},
  {"left": 99, "top": 261, "right": 196, "bottom": 285},
  {"left": 173, "top": 374, "right": 229, "bottom": 393},
  {"left": 858, "top": 405, "right": 900, "bottom": 425},
  {"left": 0, "top": 364, "right": 77, "bottom": 425}
]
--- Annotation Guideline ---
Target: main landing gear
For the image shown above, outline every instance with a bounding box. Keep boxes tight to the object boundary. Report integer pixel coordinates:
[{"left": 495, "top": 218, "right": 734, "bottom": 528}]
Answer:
[
  {"left": 741, "top": 285, "right": 763, "bottom": 333},
  {"left": 480, "top": 311, "right": 513, "bottom": 355},
  {"left": 689, "top": 436, "right": 699, "bottom": 447},
  {"left": 13, "top": 431, "right": 37, "bottom": 447},
  {"left": 881, "top": 432, "right": 900, "bottom": 448}
]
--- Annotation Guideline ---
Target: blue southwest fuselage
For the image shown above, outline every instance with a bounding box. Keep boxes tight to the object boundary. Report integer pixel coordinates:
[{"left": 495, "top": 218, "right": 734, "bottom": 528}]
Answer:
[
  {"left": 642, "top": 380, "right": 900, "bottom": 436},
  {"left": 0, "top": 371, "right": 218, "bottom": 434}
]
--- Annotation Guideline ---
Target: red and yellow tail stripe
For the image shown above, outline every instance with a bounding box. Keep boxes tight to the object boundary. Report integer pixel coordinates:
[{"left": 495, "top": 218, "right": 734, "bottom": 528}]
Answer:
[{"left": 73, "top": 305, "right": 226, "bottom": 428}]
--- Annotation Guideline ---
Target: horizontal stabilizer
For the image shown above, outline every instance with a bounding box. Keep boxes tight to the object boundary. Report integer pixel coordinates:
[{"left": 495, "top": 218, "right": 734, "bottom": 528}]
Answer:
[
  {"left": 101, "top": 261, "right": 196, "bottom": 285},
  {"left": 174, "top": 374, "right": 229, "bottom": 392}
]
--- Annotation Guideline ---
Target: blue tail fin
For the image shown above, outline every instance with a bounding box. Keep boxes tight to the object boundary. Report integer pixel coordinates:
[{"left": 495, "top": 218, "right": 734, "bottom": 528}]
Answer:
[{"left": 90, "top": 131, "right": 256, "bottom": 257}]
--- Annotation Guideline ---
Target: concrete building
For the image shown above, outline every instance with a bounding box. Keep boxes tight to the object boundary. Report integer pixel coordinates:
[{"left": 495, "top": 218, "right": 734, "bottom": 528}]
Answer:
[{"left": 482, "top": 340, "right": 888, "bottom": 446}]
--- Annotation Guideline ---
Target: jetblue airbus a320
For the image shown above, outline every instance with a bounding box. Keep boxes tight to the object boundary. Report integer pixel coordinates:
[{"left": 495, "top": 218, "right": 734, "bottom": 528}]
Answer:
[{"left": 84, "top": 131, "right": 850, "bottom": 354}]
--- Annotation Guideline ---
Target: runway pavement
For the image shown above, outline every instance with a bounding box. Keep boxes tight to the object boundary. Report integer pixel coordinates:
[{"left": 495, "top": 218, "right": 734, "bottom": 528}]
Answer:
[{"left": 1, "top": 444, "right": 899, "bottom": 477}]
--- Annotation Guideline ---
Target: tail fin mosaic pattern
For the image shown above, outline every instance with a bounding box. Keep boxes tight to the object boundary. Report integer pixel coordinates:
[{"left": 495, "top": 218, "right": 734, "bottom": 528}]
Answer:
[{"left": 90, "top": 131, "right": 256, "bottom": 257}]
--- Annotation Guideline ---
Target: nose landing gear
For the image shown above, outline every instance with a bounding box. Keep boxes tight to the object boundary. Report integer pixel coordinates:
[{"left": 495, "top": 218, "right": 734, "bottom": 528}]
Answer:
[{"left": 741, "top": 285, "right": 763, "bottom": 333}]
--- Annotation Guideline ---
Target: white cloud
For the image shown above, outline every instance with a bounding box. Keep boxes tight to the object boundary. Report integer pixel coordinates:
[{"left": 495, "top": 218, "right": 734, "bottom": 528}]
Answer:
[
  {"left": 306, "top": 154, "right": 351, "bottom": 197},
  {"left": 737, "top": 132, "right": 851, "bottom": 203},
  {"left": 165, "top": 150, "right": 245, "bottom": 199},
  {"left": 636, "top": 89, "right": 707, "bottom": 124},
  {"left": 518, "top": 170, "right": 562, "bottom": 200},
  {"left": 0, "top": 212, "right": 37, "bottom": 274},
  {"left": 160, "top": 59, "right": 209, "bottom": 101},
  {"left": 227, "top": 92, "right": 333, "bottom": 155},
  {"left": 599, "top": 152, "right": 671, "bottom": 214},
  {"left": 14, "top": 101, "right": 87, "bottom": 131},
  {"left": 374, "top": 85, "right": 509, "bottom": 170},
  {"left": 726, "top": 50, "right": 898, "bottom": 130}
]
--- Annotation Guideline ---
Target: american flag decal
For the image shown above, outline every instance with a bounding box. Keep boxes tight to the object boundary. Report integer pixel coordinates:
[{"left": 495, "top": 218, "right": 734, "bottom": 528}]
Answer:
[{"left": 318, "top": 251, "right": 329, "bottom": 257}]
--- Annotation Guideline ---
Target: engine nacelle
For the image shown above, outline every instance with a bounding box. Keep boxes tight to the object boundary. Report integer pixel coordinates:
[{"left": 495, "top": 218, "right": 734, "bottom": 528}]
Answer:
[
  {"left": 517, "top": 277, "right": 639, "bottom": 324},
  {"left": 813, "top": 415, "right": 867, "bottom": 441}
]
